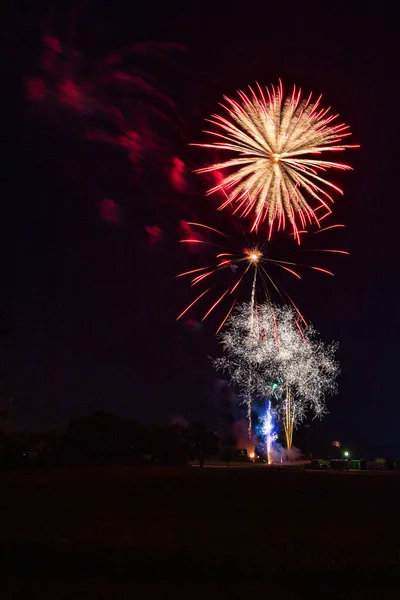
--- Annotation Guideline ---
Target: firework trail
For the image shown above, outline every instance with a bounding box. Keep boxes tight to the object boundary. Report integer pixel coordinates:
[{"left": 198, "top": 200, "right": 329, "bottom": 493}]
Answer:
[
  {"left": 194, "top": 82, "right": 358, "bottom": 240},
  {"left": 177, "top": 220, "right": 348, "bottom": 333},
  {"left": 261, "top": 400, "right": 278, "bottom": 464}
]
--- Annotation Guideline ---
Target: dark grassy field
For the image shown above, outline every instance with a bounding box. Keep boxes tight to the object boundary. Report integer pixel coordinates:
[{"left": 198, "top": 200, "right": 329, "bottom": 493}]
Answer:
[{"left": 2, "top": 466, "right": 400, "bottom": 598}]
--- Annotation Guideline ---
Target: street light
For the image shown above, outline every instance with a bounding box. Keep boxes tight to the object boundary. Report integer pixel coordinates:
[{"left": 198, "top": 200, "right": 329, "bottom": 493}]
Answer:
[{"left": 344, "top": 451, "right": 350, "bottom": 458}]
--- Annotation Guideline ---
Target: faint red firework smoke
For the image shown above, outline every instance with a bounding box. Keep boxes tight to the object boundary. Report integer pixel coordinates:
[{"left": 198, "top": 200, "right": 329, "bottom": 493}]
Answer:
[
  {"left": 145, "top": 225, "right": 163, "bottom": 244},
  {"left": 170, "top": 157, "right": 186, "bottom": 192},
  {"left": 100, "top": 199, "right": 119, "bottom": 224}
]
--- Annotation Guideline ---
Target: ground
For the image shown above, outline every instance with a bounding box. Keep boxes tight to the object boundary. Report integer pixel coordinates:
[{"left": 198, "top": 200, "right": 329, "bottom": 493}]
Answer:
[{"left": 1, "top": 465, "right": 400, "bottom": 598}]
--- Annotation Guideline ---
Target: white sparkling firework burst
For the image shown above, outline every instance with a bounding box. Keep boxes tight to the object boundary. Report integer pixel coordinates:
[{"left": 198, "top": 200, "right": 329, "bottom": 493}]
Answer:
[
  {"left": 195, "top": 82, "right": 358, "bottom": 239},
  {"left": 213, "top": 302, "right": 339, "bottom": 439}
]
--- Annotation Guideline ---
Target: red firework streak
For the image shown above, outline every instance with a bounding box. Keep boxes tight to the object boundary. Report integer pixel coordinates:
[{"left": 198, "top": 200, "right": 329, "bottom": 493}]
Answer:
[{"left": 176, "top": 221, "right": 349, "bottom": 334}]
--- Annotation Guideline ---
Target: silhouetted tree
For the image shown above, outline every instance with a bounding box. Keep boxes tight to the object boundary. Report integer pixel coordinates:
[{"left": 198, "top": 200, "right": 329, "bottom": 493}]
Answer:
[
  {"left": 220, "top": 435, "right": 237, "bottom": 468},
  {"left": 150, "top": 423, "right": 189, "bottom": 466},
  {"left": 187, "top": 422, "right": 218, "bottom": 467},
  {"left": 61, "top": 411, "right": 148, "bottom": 466},
  {"left": 0, "top": 429, "right": 19, "bottom": 471}
]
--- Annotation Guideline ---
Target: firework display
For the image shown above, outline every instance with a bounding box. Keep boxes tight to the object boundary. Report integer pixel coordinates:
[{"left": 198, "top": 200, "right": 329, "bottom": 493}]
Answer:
[
  {"left": 195, "top": 82, "right": 358, "bottom": 239},
  {"left": 214, "top": 302, "right": 339, "bottom": 450},
  {"left": 20, "top": 10, "right": 357, "bottom": 461},
  {"left": 176, "top": 220, "right": 347, "bottom": 333},
  {"left": 261, "top": 400, "right": 278, "bottom": 464},
  {"left": 176, "top": 80, "right": 356, "bottom": 456}
]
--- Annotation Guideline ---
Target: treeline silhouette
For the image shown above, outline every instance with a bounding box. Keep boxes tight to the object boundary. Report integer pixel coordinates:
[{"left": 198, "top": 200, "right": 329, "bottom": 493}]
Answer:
[{"left": 0, "top": 411, "right": 229, "bottom": 470}]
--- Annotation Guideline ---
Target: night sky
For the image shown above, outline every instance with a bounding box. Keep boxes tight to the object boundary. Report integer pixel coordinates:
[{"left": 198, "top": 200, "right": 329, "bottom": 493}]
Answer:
[{"left": 1, "top": 1, "right": 398, "bottom": 448}]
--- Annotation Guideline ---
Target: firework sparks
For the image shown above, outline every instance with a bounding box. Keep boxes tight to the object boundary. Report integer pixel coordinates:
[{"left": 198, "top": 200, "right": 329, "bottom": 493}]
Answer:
[
  {"left": 194, "top": 82, "right": 358, "bottom": 239},
  {"left": 261, "top": 400, "right": 278, "bottom": 464},
  {"left": 177, "top": 221, "right": 348, "bottom": 332},
  {"left": 214, "top": 302, "right": 339, "bottom": 446}
]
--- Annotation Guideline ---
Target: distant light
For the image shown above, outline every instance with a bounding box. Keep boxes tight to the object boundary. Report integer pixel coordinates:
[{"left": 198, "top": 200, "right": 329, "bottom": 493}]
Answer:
[{"left": 344, "top": 450, "right": 350, "bottom": 457}]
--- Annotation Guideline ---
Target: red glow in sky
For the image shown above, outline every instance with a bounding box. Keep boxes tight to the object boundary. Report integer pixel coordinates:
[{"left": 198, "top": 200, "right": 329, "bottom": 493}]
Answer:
[
  {"left": 26, "top": 77, "right": 47, "bottom": 101},
  {"left": 145, "top": 225, "right": 163, "bottom": 243},
  {"left": 170, "top": 157, "right": 186, "bottom": 192},
  {"left": 100, "top": 199, "right": 119, "bottom": 224}
]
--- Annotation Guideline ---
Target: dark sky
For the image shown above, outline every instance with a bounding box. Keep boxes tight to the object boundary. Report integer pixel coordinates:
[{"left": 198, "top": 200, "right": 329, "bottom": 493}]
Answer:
[{"left": 1, "top": 1, "right": 398, "bottom": 447}]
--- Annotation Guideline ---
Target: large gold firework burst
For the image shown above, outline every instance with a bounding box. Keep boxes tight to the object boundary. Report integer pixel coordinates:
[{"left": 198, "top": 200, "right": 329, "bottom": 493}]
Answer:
[{"left": 195, "top": 82, "right": 358, "bottom": 240}]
